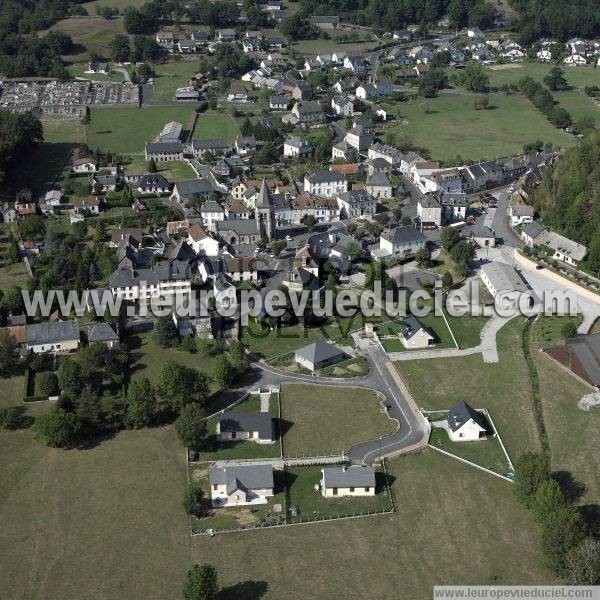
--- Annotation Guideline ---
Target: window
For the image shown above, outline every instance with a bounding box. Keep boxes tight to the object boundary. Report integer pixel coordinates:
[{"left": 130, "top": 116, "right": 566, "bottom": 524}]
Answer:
[
  {"left": 332, "top": 487, "right": 338, "bottom": 496},
  {"left": 349, "top": 487, "right": 354, "bottom": 492},
  {"left": 213, "top": 484, "right": 218, "bottom": 491}
]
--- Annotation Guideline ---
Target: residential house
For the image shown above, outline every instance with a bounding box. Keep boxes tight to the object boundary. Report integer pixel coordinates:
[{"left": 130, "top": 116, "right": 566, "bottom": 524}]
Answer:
[
  {"left": 189, "top": 138, "right": 232, "bottom": 158},
  {"left": 178, "top": 39, "right": 196, "bottom": 53},
  {"left": 304, "top": 171, "right": 348, "bottom": 197},
  {"left": 235, "top": 136, "right": 257, "bottom": 156},
  {"left": 171, "top": 179, "right": 213, "bottom": 204},
  {"left": 365, "top": 172, "right": 392, "bottom": 199},
  {"left": 201, "top": 200, "right": 226, "bottom": 231},
  {"left": 224, "top": 257, "right": 258, "bottom": 282},
  {"left": 269, "top": 94, "right": 288, "bottom": 110},
  {"left": 187, "top": 223, "right": 220, "bottom": 256},
  {"left": 156, "top": 31, "right": 175, "bottom": 51},
  {"left": 442, "top": 193, "right": 468, "bottom": 222},
  {"left": 137, "top": 174, "right": 170, "bottom": 195},
  {"left": 1, "top": 203, "right": 16, "bottom": 223},
  {"left": 209, "top": 464, "right": 274, "bottom": 507},
  {"left": 417, "top": 195, "right": 442, "bottom": 227},
  {"left": 87, "top": 60, "right": 109, "bottom": 74},
  {"left": 227, "top": 82, "right": 249, "bottom": 102},
  {"left": 321, "top": 466, "right": 376, "bottom": 498},
  {"left": 144, "top": 142, "right": 184, "bottom": 162},
  {"left": 287, "top": 101, "right": 325, "bottom": 127},
  {"left": 336, "top": 189, "right": 376, "bottom": 217},
  {"left": 331, "top": 141, "right": 357, "bottom": 162},
  {"left": 564, "top": 54, "right": 587, "bottom": 65},
  {"left": 292, "top": 82, "right": 312, "bottom": 101},
  {"left": 331, "top": 94, "right": 353, "bottom": 117},
  {"left": 399, "top": 315, "right": 434, "bottom": 349},
  {"left": 216, "top": 412, "right": 273, "bottom": 443},
  {"left": 218, "top": 29, "right": 236, "bottom": 42},
  {"left": 72, "top": 196, "right": 100, "bottom": 215},
  {"left": 368, "top": 142, "right": 403, "bottom": 166},
  {"left": 343, "top": 56, "right": 366, "bottom": 73},
  {"left": 72, "top": 158, "right": 97, "bottom": 174},
  {"left": 294, "top": 340, "right": 346, "bottom": 371},
  {"left": 537, "top": 49, "right": 552, "bottom": 62},
  {"left": 344, "top": 125, "right": 373, "bottom": 152},
  {"left": 447, "top": 400, "right": 488, "bottom": 441},
  {"left": 87, "top": 322, "right": 119, "bottom": 348},
  {"left": 26, "top": 320, "right": 80, "bottom": 353},
  {"left": 379, "top": 226, "right": 426, "bottom": 259},
  {"left": 465, "top": 224, "right": 496, "bottom": 248},
  {"left": 191, "top": 31, "right": 209, "bottom": 46},
  {"left": 226, "top": 200, "right": 250, "bottom": 220},
  {"left": 309, "top": 15, "right": 340, "bottom": 29},
  {"left": 284, "top": 135, "right": 312, "bottom": 158}
]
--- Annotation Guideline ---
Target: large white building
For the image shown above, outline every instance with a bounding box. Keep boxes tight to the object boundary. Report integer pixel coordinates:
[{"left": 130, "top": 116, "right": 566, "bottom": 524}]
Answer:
[{"left": 304, "top": 171, "right": 348, "bottom": 197}]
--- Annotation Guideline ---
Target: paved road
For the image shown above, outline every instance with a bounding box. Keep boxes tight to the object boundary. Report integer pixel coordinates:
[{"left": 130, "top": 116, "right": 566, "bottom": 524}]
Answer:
[
  {"left": 244, "top": 348, "right": 428, "bottom": 465},
  {"left": 491, "top": 187, "right": 524, "bottom": 249},
  {"left": 114, "top": 67, "right": 131, "bottom": 82}
]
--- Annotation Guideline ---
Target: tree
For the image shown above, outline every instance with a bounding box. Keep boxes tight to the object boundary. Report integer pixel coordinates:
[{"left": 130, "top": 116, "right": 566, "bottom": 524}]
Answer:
[
  {"left": 57, "top": 358, "right": 83, "bottom": 395},
  {"left": 463, "top": 62, "right": 490, "bottom": 93},
  {"left": 561, "top": 321, "right": 578, "bottom": 340},
  {"left": 153, "top": 316, "right": 179, "bottom": 348},
  {"left": 513, "top": 452, "right": 550, "bottom": 507},
  {"left": 228, "top": 340, "right": 247, "bottom": 372},
  {"left": 6, "top": 237, "right": 20, "bottom": 263},
  {"left": 441, "top": 271, "right": 453, "bottom": 293},
  {"left": 126, "top": 377, "right": 156, "bottom": 429},
  {"left": 544, "top": 66, "right": 568, "bottom": 91},
  {"left": 181, "top": 335, "right": 197, "bottom": 353},
  {"left": 157, "top": 361, "right": 209, "bottom": 414},
  {"left": 4, "top": 285, "right": 24, "bottom": 315},
  {"left": 566, "top": 538, "right": 600, "bottom": 585},
  {"left": 450, "top": 241, "right": 475, "bottom": 266},
  {"left": 33, "top": 407, "right": 80, "bottom": 448},
  {"left": 175, "top": 404, "right": 207, "bottom": 449},
  {"left": 440, "top": 227, "right": 459, "bottom": 251},
  {"left": 0, "top": 329, "right": 18, "bottom": 377},
  {"left": 301, "top": 214, "right": 317, "bottom": 232},
  {"left": 549, "top": 107, "right": 572, "bottom": 129},
  {"left": 37, "top": 371, "right": 59, "bottom": 396},
  {"left": 109, "top": 34, "right": 131, "bottom": 62},
  {"left": 0, "top": 406, "right": 22, "bottom": 430},
  {"left": 147, "top": 158, "right": 157, "bottom": 173},
  {"left": 415, "top": 246, "right": 432, "bottom": 268},
  {"left": 473, "top": 95, "right": 490, "bottom": 110},
  {"left": 279, "top": 14, "right": 319, "bottom": 41},
  {"left": 540, "top": 506, "right": 586, "bottom": 575},
  {"left": 213, "top": 354, "right": 234, "bottom": 389},
  {"left": 531, "top": 478, "right": 566, "bottom": 523},
  {"left": 272, "top": 240, "right": 286, "bottom": 257},
  {"left": 76, "top": 385, "right": 101, "bottom": 433},
  {"left": 418, "top": 67, "right": 447, "bottom": 97},
  {"left": 184, "top": 565, "right": 218, "bottom": 600}
]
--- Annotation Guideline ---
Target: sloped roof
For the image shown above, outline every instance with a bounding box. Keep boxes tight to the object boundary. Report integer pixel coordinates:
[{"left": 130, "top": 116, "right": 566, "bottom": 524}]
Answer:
[
  {"left": 294, "top": 340, "right": 345, "bottom": 365},
  {"left": 209, "top": 464, "right": 274, "bottom": 493},
  {"left": 447, "top": 400, "right": 488, "bottom": 433},
  {"left": 218, "top": 411, "right": 272, "bottom": 438},
  {"left": 27, "top": 320, "right": 80, "bottom": 345},
  {"left": 322, "top": 465, "right": 375, "bottom": 488},
  {"left": 88, "top": 322, "right": 119, "bottom": 343}
]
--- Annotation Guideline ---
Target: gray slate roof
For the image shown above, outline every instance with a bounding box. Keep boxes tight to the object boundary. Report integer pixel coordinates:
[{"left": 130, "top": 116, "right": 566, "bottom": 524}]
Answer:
[
  {"left": 27, "top": 320, "right": 80, "bottom": 345},
  {"left": 295, "top": 340, "right": 345, "bottom": 365},
  {"left": 381, "top": 226, "right": 425, "bottom": 245},
  {"left": 307, "top": 171, "right": 346, "bottom": 184},
  {"left": 447, "top": 400, "right": 488, "bottom": 433},
  {"left": 322, "top": 466, "right": 375, "bottom": 488},
  {"left": 209, "top": 464, "right": 274, "bottom": 494},
  {"left": 145, "top": 142, "right": 183, "bottom": 154},
  {"left": 88, "top": 322, "right": 119, "bottom": 343},
  {"left": 400, "top": 315, "right": 432, "bottom": 342},
  {"left": 218, "top": 411, "right": 273, "bottom": 438}
]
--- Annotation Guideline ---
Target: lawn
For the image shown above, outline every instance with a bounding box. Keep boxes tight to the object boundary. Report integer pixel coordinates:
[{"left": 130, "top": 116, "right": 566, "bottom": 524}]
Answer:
[
  {"left": 0, "top": 375, "right": 25, "bottom": 409},
  {"left": 279, "top": 383, "right": 395, "bottom": 457},
  {"left": 127, "top": 330, "right": 223, "bottom": 398},
  {"left": 41, "top": 118, "right": 86, "bottom": 144},
  {"left": 428, "top": 427, "right": 512, "bottom": 475},
  {"left": 395, "top": 318, "right": 540, "bottom": 460},
  {"left": 46, "top": 15, "right": 126, "bottom": 62},
  {"left": 483, "top": 63, "right": 600, "bottom": 89},
  {"left": 445, "top": 313, "right": 490, "bottom": 349},
  {"left": 382, "top": 92, "right": 574, "bottom": 162},
  {"left": 151, "top": 60, "right": 205, "bottom": 103},
  {"left": 126, "top": 155, "right": 197, "bottom": 181},
  {"left": 292, "top": 35, "right": 378, "bottom": 54},
  {"left": 0, "top": 262, "right": 30, "bottom": 294},
  {"left": 192, "top": 112, "right": 240, "bottom": 141},
  {"left": 377, "top": 313, "right": 456, "bottom": 352},
  {"left": 266, "top": 353, "right": 370, "bottom": 378},
  {"left": 192, "top": 449, "right": 554, "bottom": 598},
  {"left": 67, "top": 62, "right": 128, "bottom": 82},
  {"left": 553, "top": 90, "right": 600, "bottom": 126},
  {"left": 0, "top": 426, "right": 189, "bottom": 600},
  {"left": 87, "top": 105, "right": 196, "bottom": 154},
  {"left": 285, "top": 465, "right": 392, "bottom": 521},
  {"left": 530, "top": 314, "right": 582, "bottom": 349},
  {"left": 195, "top": 394, "right": 282, "bottom": 461},
  {"left": 530, "top": 318, "right": 600, "bottom": 505}
]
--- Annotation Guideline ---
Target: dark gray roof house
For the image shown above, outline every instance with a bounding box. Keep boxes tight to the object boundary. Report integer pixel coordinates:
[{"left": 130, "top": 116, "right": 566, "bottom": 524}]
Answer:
[
  {"left": 88, "top": 322, "right": 119, "bottom": 345},
  {"left": 322, "top": 465, "right": 376, "bottom": 489},
  {"left": 447, "top": 400, "right": 488, "bottom": 434},
  {"left": 217, "top": 411, "right": 273, "bottom": 441},
  {"left": 26, "top": 320, "right": 80, "bottom": 350},
  {"left": 294, "top": 340, "right": 346, "bottom": 371},
  {"left": 400, "top": 315, "right": 433, "bottom": 344},
  {"left": 209, "top": 464, "right": 274, "bottom": 494}
]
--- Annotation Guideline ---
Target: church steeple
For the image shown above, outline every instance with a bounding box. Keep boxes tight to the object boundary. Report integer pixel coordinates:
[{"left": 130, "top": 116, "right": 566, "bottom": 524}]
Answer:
[{"left": 255, "top": 178, "right": 275, "bottom": 240}]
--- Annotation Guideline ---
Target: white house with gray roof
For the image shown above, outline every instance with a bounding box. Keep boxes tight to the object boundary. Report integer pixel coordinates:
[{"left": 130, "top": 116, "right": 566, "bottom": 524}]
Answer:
[
  {"left": 379, "top": 226, "right": 426, "bottom": 260},
  {"left": 26, "top": 320, "right": 80, "bottom": 353},
  {"left": 446, "top": 400, "right": 488, "bottom": 441},
  {"left": 480, "top": 261, "right": 530, "bottom": 306},
  {"left": 321, "top": 465, "right": 376, "bottom": 497},
  {"left": 216, "top": 411, "right": 274, "bottom": 443},
  {"left": 294, "top": 340, "right": 346, "bottom": 371},
  {"left": 304, "top": 171, "right": 348, "bottom": 197},
  {"left": 336, "top": 189, "right": 376, "bottom": 218},
  {"left": 209, "top": 464, "right": 274, "bottom": 507},
  {"left": 399, "top": 316, "right": 434, "bottom": 349}
]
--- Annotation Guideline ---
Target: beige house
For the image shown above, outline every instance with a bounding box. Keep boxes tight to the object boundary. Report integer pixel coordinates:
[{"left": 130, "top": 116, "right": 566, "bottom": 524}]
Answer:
[
  {"left": 399, "top": 316, "right": 434, "bottom": 349},
  {"left": 321, "top": 466, "right": 376, "bottom": 497},
  {"left": 209, "top": 464, "right": 274, "bottom": 507}
]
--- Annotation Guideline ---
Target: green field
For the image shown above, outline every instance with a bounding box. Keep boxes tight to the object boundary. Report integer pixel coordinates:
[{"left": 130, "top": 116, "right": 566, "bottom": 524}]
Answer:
[
  {"left": 396, "top": 318, "right": 540, "bottom": 459},
  {"left": 279, "top": 383, "right": 395, "bottom": 457},
  {"left": 87, "top": 105, "right": 196, "bottom": 154},
  {"left": 483, "top": 63, "right": 600, "bottom": 89},
  {"left": 42, "top": 118, "right": 86, "bottom": 144},
  {"left": 47, "top": 15, "right": 126, "bottom": 61},
  {"left": 428, "top": 427, "right": 512, "bottom": 474},
  {"left": 0, "top": 262, "right": 30, "bottom": 294},
  {"left": 445, "top": 314, "right": 490, "bottom": 348},
  {"left": 553, "top": 90, "right": 600, "bottom": 125},
  {"left": 67, "top": 62, "right": 127, "bottom": 82},
  {"left": 382, "top": 92, "right": 574, "bottom": 161},
  {"left": 126, "top": 155, "right": 197, "bottom": 181},
  {"left": 151, "top": 60, "right": 205, "bottom": 103},
  {"left": 192, "top": 449, "right": 553, "bottom": 598},
  {"left": 191, "top": 112, "right": 240, "bottom": 141},
  {"left": 0, "top": 426, "right": 189, "bottom": 600},
  {"left": 0, "top": 375, "right": 25, "bottom": 409}
]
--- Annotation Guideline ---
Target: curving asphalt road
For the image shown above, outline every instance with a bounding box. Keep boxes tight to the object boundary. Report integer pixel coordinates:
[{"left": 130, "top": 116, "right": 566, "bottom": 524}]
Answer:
[{"left": 245, "top": 344, "right": 428, "bottom": 465}]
